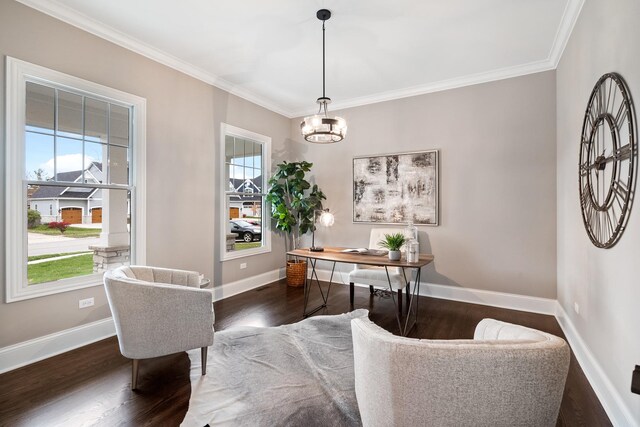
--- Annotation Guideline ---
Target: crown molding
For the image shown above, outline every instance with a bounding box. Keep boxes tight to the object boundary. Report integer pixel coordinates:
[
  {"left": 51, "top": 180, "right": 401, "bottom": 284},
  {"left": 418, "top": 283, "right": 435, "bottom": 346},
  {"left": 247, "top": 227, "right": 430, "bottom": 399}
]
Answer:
[
  {"left": 292, "top": 59, "right": 556, "bottom": 117},
  {"left": 548, "top": 0, "right": 585, "bottom": 68},
  {"left": 17, "top": 0, "right": 584, "bottom": 119},
  {"left": 14, "top": 0, "right": 293, "bottom": 118}
]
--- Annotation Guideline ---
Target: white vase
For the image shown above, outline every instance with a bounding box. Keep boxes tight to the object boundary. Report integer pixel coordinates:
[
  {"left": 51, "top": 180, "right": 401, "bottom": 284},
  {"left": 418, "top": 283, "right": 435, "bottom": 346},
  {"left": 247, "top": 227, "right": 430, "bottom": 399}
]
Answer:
[{"left": 388, "top": 250, "right": 401, "bottom": 261}]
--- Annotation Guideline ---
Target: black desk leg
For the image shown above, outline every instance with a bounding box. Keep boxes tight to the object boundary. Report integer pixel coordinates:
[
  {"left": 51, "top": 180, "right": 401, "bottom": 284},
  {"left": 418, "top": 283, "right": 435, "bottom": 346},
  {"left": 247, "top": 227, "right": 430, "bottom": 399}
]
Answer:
[
  {"left": 303, "top": 260, "right": 336, "bottom": 318},
  {"left": 350, "top": 282, "right": 355, "bottom": 308}
]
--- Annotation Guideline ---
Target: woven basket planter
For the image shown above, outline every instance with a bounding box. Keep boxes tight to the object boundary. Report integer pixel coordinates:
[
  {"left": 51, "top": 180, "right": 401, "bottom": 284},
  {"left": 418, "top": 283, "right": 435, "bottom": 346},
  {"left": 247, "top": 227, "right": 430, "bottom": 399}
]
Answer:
[{"left": 286, "top": 259, "right": 307, "bottom": 287}]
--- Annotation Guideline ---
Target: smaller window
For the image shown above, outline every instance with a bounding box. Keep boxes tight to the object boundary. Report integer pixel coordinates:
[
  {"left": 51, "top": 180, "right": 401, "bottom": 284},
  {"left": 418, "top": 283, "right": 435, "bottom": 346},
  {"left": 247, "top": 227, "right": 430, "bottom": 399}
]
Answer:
[
  {"left": 221, "top": 124, "right": 271, "bottom": 260},
  {"left": 49, "top": 204, "right": 52, "bottom": 215}
]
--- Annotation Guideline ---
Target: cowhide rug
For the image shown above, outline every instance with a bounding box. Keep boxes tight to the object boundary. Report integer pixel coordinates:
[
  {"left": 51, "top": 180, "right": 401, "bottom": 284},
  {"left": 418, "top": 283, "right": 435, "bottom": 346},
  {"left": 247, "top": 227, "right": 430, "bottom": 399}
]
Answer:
[{"left": 181, "top": 309, "right": 368, "bottom": 427}]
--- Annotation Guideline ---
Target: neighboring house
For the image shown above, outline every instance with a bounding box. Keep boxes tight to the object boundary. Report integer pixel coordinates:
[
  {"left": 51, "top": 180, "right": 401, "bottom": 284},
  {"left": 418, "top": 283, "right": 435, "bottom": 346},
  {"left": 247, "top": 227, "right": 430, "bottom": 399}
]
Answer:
[
  {"left": 228, "top": 175, "right": 262, "bottom": 218},
  {"left": 29, "top": 162, "right": 104, "bottom": 224}
]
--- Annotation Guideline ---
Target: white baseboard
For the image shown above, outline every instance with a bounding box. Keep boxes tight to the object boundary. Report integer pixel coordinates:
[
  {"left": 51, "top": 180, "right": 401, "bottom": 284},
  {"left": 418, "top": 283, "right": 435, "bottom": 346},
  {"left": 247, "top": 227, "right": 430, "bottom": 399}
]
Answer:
[
  {"left": 209, "top": 268, "right": 285, "bottom": 302},
  {"left": 0, "top": 317, "right": 116, "bottom": 374},
  {"left": 310, "top": 268, "right": 556, "bottom": 315},
  {"left": 0, "top": 268, "right": 285, "bottom": 374},
  {"left": 555, "top": 303, "right": 637, "bottom": 427},
  {"left": 420, "top": 282, "right": 556, "bottom": 315}
]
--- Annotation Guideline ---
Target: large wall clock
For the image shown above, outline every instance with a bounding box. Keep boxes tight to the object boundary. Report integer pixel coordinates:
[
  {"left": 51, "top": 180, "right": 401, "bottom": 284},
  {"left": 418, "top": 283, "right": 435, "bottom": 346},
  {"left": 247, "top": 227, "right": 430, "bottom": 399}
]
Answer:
[{"left": 579, "top": 72, "right": 636, "bottom": 248}]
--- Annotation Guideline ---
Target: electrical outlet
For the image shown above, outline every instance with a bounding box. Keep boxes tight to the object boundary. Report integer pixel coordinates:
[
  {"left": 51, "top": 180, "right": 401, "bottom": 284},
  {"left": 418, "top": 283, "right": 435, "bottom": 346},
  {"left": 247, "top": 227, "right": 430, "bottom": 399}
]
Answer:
[
  {"left": 79, "top": 297, "right": 94, "bottom": 309},
  {"left": 573, "top": 302, "right": 580, "bottom": 314},
  {"left": 240, "top": 263, "right": 247, "bottom": 270},
  {"left": 632, "top": 365, "right": 640, "bottom": 395}
]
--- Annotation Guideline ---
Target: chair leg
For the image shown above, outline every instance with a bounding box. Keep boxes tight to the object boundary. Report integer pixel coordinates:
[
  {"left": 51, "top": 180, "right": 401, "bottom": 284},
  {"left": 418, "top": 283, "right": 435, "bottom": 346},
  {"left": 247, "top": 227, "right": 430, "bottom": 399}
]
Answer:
[
  {"left": 398, "top": 289, "right": 403, "bottom": 315},
  {"left": 369, "top": 285, "right": 375, "bottom": 294},
  {"left": 131, "top": 359, "right": 140, "bottom": 390},
  {"left": 406, "top": 282, "right": 411, "bottom": 307},
  {"left": 201, "top": 347, "right": 208, "bottom": 376},
  {"left": 349, "top": 282, "right": 355, "bottom": 308}
]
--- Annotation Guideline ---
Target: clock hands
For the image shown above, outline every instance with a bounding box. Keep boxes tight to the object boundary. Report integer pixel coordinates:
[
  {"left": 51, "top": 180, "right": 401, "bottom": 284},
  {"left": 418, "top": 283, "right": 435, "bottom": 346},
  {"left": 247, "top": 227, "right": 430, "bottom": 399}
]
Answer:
[{"left": 580, "top": 145, "right": 631, "bottom": 172}]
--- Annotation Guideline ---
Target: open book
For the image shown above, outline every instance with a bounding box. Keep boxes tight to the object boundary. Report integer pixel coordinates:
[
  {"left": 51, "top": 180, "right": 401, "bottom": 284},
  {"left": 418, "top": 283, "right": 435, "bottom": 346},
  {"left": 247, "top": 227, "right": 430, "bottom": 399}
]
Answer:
[{"left": 341, "top": 248, "right": 388, "bottom": 256}]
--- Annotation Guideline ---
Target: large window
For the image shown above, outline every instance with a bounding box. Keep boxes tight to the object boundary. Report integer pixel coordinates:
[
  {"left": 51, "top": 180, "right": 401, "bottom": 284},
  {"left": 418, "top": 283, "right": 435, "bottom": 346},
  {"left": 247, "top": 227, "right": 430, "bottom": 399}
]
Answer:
[
  {"left": 5, "top": 57, "right": 146, "bottom": 302},
  {"left": 221, "top": 124, "right": 271, "bottom": 260}
]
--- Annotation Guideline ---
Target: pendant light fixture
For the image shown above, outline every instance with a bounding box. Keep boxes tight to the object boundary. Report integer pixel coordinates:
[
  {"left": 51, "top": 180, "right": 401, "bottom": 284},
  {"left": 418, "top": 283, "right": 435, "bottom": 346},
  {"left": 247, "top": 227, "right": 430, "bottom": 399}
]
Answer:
[{"left": 300, "top": 9, "right": 347, "bottom": 144}]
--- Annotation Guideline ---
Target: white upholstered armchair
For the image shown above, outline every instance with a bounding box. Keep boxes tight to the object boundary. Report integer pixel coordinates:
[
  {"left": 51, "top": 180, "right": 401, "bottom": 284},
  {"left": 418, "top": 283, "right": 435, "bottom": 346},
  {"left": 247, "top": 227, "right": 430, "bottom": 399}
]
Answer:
[
  {"left": 104, "top": 265, "right": 214, "bottom": 390},
  {"left": 348, "top": 228, "right": 413, "bottom": 312},
  {"left": 352, "top": 317, "right": 570, "bottom": 427}
]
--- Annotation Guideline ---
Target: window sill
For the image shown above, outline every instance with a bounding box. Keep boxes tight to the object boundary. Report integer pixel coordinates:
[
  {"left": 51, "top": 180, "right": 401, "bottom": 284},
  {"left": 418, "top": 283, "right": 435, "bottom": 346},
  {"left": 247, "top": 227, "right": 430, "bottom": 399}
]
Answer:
[
  {"left": 222, "top": 245, "right": 271, "bottom": 261},
  {"left": 6, "top": 273, "right": 104, "bottom": 303}
]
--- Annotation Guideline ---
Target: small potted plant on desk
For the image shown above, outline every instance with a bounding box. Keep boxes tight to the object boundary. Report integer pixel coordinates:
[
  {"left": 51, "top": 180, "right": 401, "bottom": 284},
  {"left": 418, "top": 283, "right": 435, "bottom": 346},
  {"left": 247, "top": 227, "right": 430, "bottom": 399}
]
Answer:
[
  {"left": 266, "top": 161, "right": 326, "bottom": 287},
  {"left": 378, "top": 233, "right": 407, "bottom": 261}
]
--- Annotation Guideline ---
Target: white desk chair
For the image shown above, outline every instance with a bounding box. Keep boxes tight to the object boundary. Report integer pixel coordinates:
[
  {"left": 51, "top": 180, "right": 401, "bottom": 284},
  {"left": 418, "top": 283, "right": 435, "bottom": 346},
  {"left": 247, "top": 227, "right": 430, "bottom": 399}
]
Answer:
[{"left": 348, "top": 227, "right": 413, "bottom": 313}]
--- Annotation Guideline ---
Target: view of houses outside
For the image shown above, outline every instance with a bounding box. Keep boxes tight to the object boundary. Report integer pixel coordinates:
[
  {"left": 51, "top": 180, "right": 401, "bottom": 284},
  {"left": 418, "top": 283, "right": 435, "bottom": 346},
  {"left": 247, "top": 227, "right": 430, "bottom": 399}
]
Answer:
[
  {"left": 24, "top": 81, "right": 132, "bottom": 286},
  {"left": 225, "top": 134, "right": 265, "bottom": 253}
]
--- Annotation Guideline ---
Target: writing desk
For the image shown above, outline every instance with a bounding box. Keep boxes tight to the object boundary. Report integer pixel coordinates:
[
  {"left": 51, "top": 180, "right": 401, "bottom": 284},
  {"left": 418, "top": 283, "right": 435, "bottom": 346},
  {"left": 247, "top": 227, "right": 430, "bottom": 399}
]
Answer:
[{"left": 287, "top": 247, "right": 434, "bottom": 336}]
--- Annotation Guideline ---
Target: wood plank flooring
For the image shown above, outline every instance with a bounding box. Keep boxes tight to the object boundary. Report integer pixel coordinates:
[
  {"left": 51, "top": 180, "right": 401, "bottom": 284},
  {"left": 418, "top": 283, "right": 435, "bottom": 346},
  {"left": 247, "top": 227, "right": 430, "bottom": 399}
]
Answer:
[{"left": 0, "top": 280, "right": 611, "bottom": 426}]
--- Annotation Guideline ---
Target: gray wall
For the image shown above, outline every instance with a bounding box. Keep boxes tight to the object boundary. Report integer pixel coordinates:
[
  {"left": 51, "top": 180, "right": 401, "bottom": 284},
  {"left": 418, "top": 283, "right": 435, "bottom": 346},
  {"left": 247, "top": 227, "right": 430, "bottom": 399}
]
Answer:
[
  {"left": 556, "top": 0, "right": 640, "bottom": 423},
  {"left": 0, "top": 0, "right": 289, "bottom": 347},
  {"left": 291, "top": 71, "right": 558, "bottom": 299}
]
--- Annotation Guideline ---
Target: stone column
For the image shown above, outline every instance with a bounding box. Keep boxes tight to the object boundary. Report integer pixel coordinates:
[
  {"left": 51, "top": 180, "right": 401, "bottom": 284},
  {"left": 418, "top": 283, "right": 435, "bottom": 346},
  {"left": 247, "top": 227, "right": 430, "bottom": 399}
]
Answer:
[
  {"left": 226, "top": 234, "right": 236, "bottom": 252},
  {"left": 89, "top": 245, "right": 130, "bottom": 273},
  {"left": 93, "top": 143, "right": 130, "bottom": 271}
]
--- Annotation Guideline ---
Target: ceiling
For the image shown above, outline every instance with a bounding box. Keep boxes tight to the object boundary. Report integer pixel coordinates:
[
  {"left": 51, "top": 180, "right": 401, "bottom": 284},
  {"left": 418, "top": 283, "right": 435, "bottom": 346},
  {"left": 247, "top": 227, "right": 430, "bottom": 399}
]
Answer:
[{"left": 18, "top": 0, "right": 583, "bottom": 118}]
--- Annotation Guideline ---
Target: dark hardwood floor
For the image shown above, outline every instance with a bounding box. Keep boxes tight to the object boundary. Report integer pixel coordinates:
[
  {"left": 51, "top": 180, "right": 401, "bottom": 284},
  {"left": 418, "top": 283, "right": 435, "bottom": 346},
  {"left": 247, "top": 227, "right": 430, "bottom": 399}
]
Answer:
[{"left": 0, "top": 280, "right": 611, "bottom": 426}]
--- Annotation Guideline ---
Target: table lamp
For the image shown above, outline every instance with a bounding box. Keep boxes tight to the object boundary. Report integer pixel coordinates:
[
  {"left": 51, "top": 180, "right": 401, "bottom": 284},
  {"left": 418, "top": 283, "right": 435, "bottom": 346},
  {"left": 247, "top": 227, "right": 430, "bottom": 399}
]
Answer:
[{"left": 310, "top": 209, "right": 334, "bottom": 252}]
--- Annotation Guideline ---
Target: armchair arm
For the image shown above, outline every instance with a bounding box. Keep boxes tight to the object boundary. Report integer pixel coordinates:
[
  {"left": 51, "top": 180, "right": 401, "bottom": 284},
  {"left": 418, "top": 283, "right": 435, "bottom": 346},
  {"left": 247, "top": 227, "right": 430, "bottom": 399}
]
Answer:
[
  {"left": 105, "top": 277, "right": 214, "bottom": 359},
  {"left": 474, "top": 318, "right": 550, "bottom": 341}
]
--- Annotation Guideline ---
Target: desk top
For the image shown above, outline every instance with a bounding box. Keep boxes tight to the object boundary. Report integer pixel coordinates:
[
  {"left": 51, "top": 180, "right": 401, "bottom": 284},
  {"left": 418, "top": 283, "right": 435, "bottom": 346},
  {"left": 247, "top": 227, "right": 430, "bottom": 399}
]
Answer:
[{"left": 287, "top": 247, "right": 434, "bottom": 268}]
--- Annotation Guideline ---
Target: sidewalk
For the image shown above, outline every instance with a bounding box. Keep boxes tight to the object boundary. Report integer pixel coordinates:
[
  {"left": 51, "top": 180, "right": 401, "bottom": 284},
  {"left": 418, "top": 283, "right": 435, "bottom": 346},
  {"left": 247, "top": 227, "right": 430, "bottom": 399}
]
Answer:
[
  {"left": 28, "top": 252, "right": 92, "bottom": 264},
  {"left": 28, "top": 232, "right": 103, "bottom": 256}
]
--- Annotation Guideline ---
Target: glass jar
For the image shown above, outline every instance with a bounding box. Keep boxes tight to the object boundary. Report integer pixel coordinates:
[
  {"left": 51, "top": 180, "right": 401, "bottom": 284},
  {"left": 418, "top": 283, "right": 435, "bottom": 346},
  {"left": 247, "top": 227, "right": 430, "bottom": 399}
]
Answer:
[
  {"left": 404, "top": 220, "right": 418, "bottom": 241},
  {"left": 407, "top": 239, "right": 420, "bottom": 263}
]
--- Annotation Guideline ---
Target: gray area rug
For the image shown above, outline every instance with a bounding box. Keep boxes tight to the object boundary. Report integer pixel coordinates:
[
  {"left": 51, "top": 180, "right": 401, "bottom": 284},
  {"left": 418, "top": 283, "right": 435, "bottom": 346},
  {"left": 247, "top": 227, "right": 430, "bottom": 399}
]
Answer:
[{"left": 181, "top": 309, "right": 369, "bottom": 427}]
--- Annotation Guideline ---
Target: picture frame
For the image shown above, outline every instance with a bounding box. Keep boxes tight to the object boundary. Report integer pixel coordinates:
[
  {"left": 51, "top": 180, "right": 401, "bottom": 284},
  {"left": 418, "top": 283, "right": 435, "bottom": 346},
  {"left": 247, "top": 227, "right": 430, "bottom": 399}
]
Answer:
[{"left": 352, "top": 150, "right": 439, "bottom": 225}]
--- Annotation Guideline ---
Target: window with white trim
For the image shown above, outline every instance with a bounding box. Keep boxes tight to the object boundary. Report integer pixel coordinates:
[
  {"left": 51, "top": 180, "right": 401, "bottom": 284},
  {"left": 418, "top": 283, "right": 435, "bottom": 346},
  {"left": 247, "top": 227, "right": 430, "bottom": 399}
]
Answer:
[
  {"left": 5, "top": 57, "right": 146, "bottom": 302},
  {"left": 221, "top": 124, "right": 271, "bottom": 260}
]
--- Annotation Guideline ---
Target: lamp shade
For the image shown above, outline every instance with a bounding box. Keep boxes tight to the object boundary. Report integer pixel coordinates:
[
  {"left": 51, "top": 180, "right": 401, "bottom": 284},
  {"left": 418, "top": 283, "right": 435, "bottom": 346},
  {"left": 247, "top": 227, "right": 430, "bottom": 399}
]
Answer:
[
  {"left": 318, "top": 210, "right": 335, "bottom": 227},
  {"left": 301, "top": 115, "right": 347, "bottom": 143}
]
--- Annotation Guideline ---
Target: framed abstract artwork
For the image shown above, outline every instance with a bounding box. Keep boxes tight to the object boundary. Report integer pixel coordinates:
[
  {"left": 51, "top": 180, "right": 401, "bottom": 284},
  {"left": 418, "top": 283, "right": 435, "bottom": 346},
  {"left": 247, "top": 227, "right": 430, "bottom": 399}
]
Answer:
[{"left": 353, "top": 150, "right": 438, "bottom": 225}]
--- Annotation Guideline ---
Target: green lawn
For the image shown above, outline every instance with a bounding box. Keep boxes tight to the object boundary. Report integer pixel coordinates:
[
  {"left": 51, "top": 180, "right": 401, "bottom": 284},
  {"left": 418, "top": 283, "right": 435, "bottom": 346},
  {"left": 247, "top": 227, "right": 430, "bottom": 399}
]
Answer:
[
  {"left": 28, "top": 251, "right": 91, "bottom": 262},
  {"left": 235, "top": 242, "right": 262, "bottom": 250},
  {"left": 29, "top": 225, "right": 101, "bottom": 238},
  {"left": 28, "top": 254, "right": 94, "bottom": 285}
]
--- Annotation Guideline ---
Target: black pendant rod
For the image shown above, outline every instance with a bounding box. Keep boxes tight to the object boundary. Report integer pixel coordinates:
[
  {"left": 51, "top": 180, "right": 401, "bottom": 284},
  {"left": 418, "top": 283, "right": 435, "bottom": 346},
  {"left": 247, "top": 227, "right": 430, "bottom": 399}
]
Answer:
[{"left": 322, "top": 19, "right": 326, "bottom": 99}]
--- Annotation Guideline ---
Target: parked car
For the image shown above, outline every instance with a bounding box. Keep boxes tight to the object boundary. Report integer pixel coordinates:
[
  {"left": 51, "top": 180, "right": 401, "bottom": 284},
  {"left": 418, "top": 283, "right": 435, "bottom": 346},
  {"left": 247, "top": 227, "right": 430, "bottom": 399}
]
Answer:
[{"left": 230, "top": 220, "right": 262, "bottom": 242}]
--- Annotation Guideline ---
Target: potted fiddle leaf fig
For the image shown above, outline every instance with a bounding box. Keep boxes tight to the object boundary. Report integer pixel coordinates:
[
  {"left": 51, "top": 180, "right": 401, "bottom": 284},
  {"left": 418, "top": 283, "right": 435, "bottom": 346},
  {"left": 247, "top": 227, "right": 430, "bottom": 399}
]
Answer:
[
  {"left": 266, "top": 161, "right": 326, "bottom": 286},
  {"left": 378, "top": 233, "right": 406, "bottom": 261}
]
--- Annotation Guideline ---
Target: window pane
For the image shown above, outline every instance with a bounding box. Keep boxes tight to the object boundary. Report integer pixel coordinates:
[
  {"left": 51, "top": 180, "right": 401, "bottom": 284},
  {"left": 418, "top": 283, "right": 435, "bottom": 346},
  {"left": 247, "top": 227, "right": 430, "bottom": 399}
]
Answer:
[
  {"left": 85, "top": 98, "right": 108, "bottom": 144},
  {"left": 55, "top": 137, "right": 83, "bottom": 181},
  {"left": 58, "top": 91, "right": 83, "bottom": 139},
  {"left": 253, "top": 173, "right": 263, "bottom": 192},
  {"left": 226, "top": 195, "right": 263, "bottom": 252},
  {"left": 225, "top": 136, "right": 234, "bottom": 163},
  {"left": 26, "top": 186, "right": 130, "bottom": 285},
  {"left": 25, "top": 82, "right": 54, "bottom": 134},
  {"left": 25, "top": 132, "right": 54, "bottom": 181},
  {"left": 234, "top": 139, "right": 246, "bottom": 167},
  {"left": 245, "top": 140, "right": 255, "bottom": 168},
  {"left": 254, "top": 142, "right": 263, "bottom": 173},
  {"left": 84, "top": 142, "right": 105, "bottom": 183},
  {"left": 109, "top": 145, "right": 129, "bottom": 185},
  {"left": 109, "top": 104, "right": 129, "bottom": 147}
]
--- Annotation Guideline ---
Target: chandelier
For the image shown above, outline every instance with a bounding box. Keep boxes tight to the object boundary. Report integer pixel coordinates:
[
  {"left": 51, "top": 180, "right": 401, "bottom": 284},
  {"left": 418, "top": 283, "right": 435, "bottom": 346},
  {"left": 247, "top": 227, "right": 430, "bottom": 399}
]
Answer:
[{"left": 300, "top": 9, "right": 347, "bottom": 144}]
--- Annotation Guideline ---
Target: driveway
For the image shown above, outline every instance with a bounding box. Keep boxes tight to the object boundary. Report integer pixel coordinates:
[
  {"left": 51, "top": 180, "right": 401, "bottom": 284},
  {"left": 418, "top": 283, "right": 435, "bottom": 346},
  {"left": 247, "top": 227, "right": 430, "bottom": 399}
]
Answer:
[{"left": 28, "top": 233, "right": 103, "bottom": 256}]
